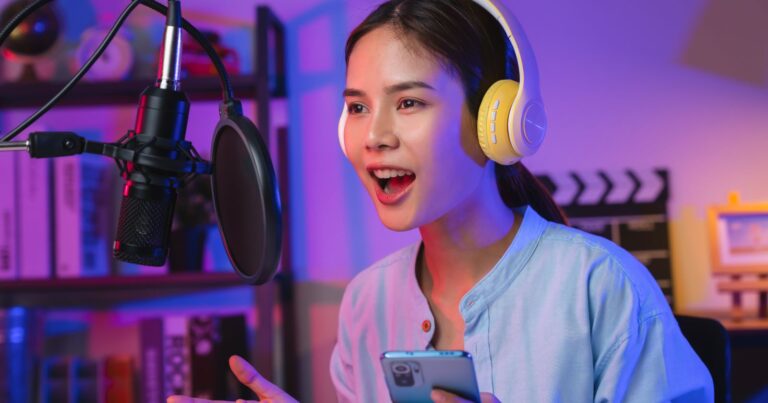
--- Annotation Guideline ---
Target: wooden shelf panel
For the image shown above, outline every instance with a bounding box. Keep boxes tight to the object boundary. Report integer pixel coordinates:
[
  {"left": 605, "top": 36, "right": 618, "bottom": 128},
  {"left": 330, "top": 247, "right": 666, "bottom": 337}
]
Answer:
[
  {"left": 0, "top": 272, "right": 251, "bottom": 308},
  {"left": 0, "top": 75, "right": 259, "bottom": 108}
]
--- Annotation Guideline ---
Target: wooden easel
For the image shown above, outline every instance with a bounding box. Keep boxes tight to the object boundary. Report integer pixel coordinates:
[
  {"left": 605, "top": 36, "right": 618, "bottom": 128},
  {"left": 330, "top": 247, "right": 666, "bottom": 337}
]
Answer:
[{"left": 709, "top": 193, "right": 768, "bottom": 320}]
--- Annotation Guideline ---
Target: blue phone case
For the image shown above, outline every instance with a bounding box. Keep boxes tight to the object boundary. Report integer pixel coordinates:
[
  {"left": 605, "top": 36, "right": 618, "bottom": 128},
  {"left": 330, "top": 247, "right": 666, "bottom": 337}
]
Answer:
[{"left": 380, "top": 350, "right": 481, "bottom": 403}]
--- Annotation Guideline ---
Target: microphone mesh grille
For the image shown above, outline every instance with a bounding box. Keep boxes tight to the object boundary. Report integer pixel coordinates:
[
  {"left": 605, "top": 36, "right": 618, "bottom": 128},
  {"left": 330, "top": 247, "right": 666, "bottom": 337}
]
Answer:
[{"left": 114, "top": 195, "right": 173, "bottom": 266}]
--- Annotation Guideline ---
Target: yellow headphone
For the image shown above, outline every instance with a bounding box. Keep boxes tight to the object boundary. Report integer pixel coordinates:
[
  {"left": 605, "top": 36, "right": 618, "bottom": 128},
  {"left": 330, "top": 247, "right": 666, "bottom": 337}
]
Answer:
[{"left": 338, "top": 0, "right": 546, "bottom": 166}]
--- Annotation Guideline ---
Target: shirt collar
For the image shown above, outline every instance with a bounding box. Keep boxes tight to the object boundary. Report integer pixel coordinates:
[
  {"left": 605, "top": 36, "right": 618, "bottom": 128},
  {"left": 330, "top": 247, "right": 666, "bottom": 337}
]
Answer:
[
  {"left": 401, "top": 205, "right": 549, "bottom": 335},
  {"left": 458, "top": 206, "right": 548, "bottom": 320}
]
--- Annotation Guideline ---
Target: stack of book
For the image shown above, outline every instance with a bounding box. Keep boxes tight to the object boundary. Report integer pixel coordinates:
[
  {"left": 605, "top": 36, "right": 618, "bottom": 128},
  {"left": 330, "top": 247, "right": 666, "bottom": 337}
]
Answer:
[{"left": 0, "top": 308, "right": 251, "bottom": 402}]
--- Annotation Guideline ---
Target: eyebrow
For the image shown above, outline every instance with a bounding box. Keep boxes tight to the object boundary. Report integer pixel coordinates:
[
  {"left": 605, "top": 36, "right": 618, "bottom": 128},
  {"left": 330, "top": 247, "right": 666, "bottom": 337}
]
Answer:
[{"left": 343, "top": 80, "right": 435, "bottom": 97}]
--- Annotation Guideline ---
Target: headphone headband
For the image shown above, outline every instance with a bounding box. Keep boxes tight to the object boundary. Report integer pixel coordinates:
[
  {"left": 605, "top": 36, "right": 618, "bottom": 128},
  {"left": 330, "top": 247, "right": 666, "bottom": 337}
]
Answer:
[{"left": 472, "top": 0, "right": 546, "bottom": 160}]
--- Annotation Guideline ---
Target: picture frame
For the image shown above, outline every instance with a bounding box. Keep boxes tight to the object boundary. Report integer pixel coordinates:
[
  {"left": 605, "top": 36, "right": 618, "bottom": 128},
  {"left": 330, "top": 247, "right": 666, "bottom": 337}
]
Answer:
[{"left": 708, "top": 201, "right": 768, "bottom": 274}]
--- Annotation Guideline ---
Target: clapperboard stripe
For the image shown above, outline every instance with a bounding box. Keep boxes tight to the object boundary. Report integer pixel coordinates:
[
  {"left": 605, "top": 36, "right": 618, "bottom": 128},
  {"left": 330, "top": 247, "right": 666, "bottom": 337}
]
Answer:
[
  {"left": 536, "top": 169, "right": 669, "bottom": 217},
  {"left": 602, "top": 171, "right": 634, "bottom": 204},
  {"left": 544, "top": 172, "right": 581, "bottom": 206},
  {"left": 629, "top": 169, "right": 666, "bottom": 204},
  {"left": 577, "top": 171, "right": 607, "bottom": 205}
]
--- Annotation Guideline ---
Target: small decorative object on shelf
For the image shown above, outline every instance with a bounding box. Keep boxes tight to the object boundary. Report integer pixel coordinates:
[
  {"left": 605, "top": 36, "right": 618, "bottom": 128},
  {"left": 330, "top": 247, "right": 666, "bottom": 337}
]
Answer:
[
  {"left": 0, "top": 0, "right": 61, "bottom": 82},
  {"left": 73, "top": 27, "right": 135, "bottom": 81},
  {"left": 181, "top": 30, "right": 239, "bottom": 78},
  {"left": 708, "top": 191, "right": 768, "bottom": 321}
]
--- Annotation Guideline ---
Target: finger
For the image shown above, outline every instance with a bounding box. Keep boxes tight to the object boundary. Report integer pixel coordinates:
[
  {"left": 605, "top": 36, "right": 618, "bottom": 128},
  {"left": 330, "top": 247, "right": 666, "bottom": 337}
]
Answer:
[
  {"left": 166, "top": 396, "right": 233, "bottom": 403},
  {"left": 431, "top": 389, "right": 470, "bottom": 403},
  {"left": 228, "top": 355, "right": 282, "bottom": 399},
  {"left": 480, "top": 392, "right": 501, "bottom": 403}
]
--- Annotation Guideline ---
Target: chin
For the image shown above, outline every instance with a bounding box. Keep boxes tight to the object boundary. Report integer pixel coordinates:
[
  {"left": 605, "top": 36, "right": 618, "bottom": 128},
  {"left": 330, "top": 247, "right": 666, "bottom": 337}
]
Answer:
[{"left": 375, "top": 207, "right": 419, "bottom": 232}]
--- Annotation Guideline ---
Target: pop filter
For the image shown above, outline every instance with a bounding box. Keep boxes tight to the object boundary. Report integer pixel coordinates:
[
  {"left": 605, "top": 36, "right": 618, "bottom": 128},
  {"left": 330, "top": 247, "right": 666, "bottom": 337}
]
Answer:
[{"left": 211, "top": 103, "right": 281, "bottom": 285}]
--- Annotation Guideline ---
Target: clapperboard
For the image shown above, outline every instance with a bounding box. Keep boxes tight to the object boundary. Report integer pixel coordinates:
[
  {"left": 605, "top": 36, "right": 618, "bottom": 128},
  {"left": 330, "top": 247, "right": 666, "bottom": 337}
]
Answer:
[{"left": 536, "top": 169, "right": 674, "bottom": 307}]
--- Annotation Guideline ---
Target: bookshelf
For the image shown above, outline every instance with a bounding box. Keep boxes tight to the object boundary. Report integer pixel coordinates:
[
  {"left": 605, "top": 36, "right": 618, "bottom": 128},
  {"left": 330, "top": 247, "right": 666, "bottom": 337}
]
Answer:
[{"left": 0, "top": 4, "right": 292, "bottom": 399}]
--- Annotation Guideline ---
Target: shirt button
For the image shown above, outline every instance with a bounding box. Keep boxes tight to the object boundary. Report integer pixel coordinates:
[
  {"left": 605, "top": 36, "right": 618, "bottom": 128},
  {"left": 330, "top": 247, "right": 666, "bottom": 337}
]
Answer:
[{"left": 421, "top": 320, "right": 432, "bottom": 332}]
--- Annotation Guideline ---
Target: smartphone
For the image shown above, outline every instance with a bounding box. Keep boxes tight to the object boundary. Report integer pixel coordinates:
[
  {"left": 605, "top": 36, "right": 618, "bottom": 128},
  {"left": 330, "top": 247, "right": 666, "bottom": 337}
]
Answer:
[{"left": 380, "top": 350, "right": 481, "bottom": 403}]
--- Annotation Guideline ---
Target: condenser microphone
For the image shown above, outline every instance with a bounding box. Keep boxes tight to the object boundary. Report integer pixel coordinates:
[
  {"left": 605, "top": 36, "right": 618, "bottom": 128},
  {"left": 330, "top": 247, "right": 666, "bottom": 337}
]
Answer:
[
  {"left": 1, "top": 0, "right": 283, "bottom": 284},
  {"left": 113, "top": 0, "right": 187, "bottom": 266}
]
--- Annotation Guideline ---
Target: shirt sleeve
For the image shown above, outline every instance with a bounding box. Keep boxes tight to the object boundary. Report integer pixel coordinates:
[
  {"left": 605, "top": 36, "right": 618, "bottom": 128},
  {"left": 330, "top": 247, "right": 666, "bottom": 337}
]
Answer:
[
  {"left": 329, "top": 282, "right": 357, "bottom": 402},
  {"left": 593, "top": 313, "right": 714, "bottom": 402},
  {"left": 330, "top": 343, "right": 356, "bottom": 403},
  {"left": 589, "top": 254, "right": 714, "bottom": 402}
]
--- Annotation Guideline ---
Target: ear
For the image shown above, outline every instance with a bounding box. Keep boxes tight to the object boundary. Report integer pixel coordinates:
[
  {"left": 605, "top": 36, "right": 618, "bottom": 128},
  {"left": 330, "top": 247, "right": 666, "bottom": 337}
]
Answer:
[{"left": 338, "top": 103, "right": 349, "bottom": 158}]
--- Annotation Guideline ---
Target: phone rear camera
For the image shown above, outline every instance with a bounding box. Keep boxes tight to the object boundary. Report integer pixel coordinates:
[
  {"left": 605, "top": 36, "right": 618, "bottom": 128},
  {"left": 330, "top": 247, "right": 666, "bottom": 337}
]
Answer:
[
  {"left": 391, "top": 362, "right": 415, "bottom": 387},
  {"left": 393, "top": 364, "right": 409, "bottom": 374}
]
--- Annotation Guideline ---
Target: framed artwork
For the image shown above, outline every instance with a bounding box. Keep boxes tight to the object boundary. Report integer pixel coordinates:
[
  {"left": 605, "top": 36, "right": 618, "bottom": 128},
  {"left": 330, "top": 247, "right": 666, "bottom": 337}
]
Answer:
[{"left": 708, "top": 202, "right": 768, "bottom": 274}]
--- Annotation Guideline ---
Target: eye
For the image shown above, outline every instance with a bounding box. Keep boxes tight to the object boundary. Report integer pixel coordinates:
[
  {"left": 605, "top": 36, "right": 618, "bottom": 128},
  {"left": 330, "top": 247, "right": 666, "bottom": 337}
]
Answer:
[
  {"left": 347, "top": 103, "right": 368, "bottom": 115},
  {"left": 397, "top": 98, "right": 424, "bottom": 111}
]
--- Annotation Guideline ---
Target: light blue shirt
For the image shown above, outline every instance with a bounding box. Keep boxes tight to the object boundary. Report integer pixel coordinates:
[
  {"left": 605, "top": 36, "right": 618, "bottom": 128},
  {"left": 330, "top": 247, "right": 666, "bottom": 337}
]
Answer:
[{"left": 330, "top": 206, "right": 713, "bottom": 402}]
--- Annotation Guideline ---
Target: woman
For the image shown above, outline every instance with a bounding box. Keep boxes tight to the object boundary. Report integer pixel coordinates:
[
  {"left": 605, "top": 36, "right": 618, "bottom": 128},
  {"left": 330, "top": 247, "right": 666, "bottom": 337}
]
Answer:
[{"left": 171, "top": 0, "right": 713, "bottom": 401}]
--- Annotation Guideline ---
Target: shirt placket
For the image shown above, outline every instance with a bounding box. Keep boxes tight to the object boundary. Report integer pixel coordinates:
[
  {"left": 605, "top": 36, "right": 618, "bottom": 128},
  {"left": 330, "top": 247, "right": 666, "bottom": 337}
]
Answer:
[{"left": 462, "top": 296, "right": 493, "bottom": 394}]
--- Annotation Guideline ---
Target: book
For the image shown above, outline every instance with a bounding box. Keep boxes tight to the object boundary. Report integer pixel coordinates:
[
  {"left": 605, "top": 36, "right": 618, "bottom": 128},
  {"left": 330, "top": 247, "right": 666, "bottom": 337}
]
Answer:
[
  {"left": 218, "top": 314, "right": 252, "bottom": 400},
  {"left": 139, "top": 317, "right": 164, "bottom": 403},
  {"left": 17, "top": 155, "right": 53, "bottom": 279},
  {"left": 188, "top": 315, "right": 220, "bottom": 398},
  {"left": 53, "top": 153, "right": 113, "bottom": 278},
  {"left": 39, "top": 356, "right": 72, "bottom": 403},
  {"left": 72, "top": 357, "right": 101, "bottom": 403},
  {"left": 163, "top": 315, "right": 191, "bottom": 397},
  {"left": 7, "top": 307, "right": 41, "bottom": 403},
  {"left": 0, "top": 309, "right": 8, "bottom": 402},
  {"left": 102, "top": 355, "right": 134, "bottom": 403},
  {"left": 0, "top": 152, "right": 17, "bottom": 280}
]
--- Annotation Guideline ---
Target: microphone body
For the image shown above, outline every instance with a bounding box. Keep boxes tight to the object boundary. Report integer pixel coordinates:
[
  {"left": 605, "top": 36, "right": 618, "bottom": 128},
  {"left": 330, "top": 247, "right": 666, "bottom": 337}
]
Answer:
[
  {"left": 113, "top": 88, "right": 189, "bottom": 266},
  {"left": 113, "top": 0, "right": 187, "bottom": 266}
]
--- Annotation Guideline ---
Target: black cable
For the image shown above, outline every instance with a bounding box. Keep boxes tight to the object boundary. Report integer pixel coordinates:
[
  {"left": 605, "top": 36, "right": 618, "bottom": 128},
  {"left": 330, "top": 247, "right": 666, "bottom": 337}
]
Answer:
[
  {"left": 0, "top": 0, "right": 235, "bottom": 142},
  {"left": 0, "top": 0, "right": 141, "bottom": 142},
  {"left": 0, "top": 0, "right": 53, "bottom": 46}
]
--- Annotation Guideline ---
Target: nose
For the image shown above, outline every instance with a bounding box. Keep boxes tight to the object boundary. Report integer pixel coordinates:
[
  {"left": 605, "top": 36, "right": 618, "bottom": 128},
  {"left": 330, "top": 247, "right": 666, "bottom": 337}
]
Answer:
[{"left": 365, "top": 109, "right": 399, "bottom": 152}]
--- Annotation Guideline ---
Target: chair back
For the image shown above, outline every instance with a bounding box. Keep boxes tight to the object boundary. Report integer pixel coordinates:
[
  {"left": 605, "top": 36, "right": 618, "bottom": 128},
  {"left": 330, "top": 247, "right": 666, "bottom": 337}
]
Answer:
[{"left": 675, "top": 314, "right": 731, "bottom": 403}]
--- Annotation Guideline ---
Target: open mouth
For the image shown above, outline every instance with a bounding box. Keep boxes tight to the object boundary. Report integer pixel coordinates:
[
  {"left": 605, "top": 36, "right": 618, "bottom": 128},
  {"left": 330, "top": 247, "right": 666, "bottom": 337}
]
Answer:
[{"left": 370, "top": 168, "right": 416, "bottom": 196}]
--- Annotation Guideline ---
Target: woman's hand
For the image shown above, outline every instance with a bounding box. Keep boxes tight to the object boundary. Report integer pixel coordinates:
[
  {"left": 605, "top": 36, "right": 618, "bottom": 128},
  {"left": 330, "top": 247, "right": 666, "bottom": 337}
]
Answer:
[
  {"left": 431, "top": 389, "right": 500, "bottom": 403},
  {"left": 167, "top": 355, "right": 298, "bottom": 403}
]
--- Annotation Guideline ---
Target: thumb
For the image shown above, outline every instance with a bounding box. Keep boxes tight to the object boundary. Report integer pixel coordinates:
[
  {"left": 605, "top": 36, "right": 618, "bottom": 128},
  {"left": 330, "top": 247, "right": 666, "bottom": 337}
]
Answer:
[
  {"left": 431, "top": 389, "right": 469, "bottom": 402},
  {"left": 228, "top": 355, "right": 285, "bottom": 400}
]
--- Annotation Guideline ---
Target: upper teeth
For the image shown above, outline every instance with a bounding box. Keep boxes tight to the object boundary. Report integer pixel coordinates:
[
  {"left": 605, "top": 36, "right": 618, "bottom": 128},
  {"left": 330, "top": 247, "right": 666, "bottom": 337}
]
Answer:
[{"left": 373, "top": 169, "right": 413, "bottom": 179}]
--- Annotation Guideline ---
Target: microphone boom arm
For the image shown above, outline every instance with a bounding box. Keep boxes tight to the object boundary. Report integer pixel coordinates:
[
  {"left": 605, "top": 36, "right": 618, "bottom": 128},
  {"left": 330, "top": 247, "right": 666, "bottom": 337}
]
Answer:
[{"left": 3, "top": 131, "right": 212, "bottom": 183}]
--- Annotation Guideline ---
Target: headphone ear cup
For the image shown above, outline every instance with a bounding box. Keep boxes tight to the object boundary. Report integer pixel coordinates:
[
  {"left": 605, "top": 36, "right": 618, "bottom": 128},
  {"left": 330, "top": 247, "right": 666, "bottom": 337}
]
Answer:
[
  {"left": 477, "top": 79, "right": 522, "bottom": 165},
  {"left": 338, "top": 104, "right": 349, "bottom": 158}
]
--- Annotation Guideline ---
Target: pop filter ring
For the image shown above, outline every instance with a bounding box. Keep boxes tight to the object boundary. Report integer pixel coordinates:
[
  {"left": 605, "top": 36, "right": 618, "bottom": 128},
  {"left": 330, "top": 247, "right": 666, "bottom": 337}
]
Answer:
[{"left": 211, "top": 107, "right": 282, "bottom": 285}]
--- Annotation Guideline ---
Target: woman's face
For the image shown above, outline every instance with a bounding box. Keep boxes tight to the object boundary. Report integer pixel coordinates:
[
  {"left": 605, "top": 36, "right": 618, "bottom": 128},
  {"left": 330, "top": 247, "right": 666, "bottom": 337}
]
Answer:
[{"left": 344, "top": 25, "right": 488, "bottom": 231}]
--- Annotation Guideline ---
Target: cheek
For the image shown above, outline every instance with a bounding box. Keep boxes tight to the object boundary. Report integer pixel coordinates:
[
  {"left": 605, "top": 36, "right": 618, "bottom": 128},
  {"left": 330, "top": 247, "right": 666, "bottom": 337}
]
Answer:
[
  {"left": 344, "top": 123, "right": 373, "bottom": 188},
  {"left": 344, "top": 120, "right": 364, "bottom": 161}
]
